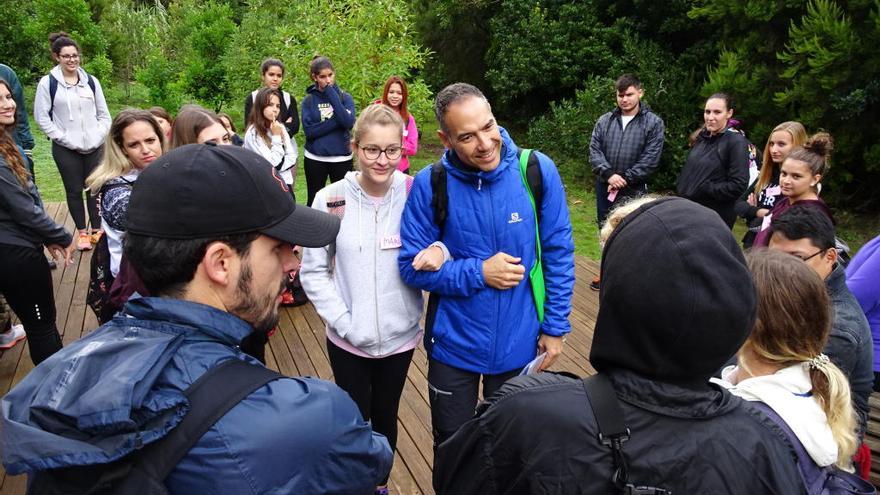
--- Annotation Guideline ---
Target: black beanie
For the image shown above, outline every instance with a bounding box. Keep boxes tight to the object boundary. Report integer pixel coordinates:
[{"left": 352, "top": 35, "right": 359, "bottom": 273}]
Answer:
[{"left": 589, "top": 197, "right": 756, "bottom": 383}]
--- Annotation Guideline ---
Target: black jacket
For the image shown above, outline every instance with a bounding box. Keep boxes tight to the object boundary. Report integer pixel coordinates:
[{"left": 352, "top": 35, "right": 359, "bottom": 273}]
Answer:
[
  {"left": 435, "top": 370, "right": 805, "bottom": 495},
  {"left": 677, "top": 129, "right": 749, "bottom": 227}
]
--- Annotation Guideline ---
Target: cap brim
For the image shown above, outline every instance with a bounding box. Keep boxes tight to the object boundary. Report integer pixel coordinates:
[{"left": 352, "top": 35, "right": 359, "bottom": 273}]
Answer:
[{"left": 261, "top": 204, "right": 340, "bottom": 248}]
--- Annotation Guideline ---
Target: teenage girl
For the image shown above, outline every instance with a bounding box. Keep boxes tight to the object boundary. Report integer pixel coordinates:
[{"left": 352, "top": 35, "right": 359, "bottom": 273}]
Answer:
[
  {"left": 300, "top": 104, "right": 422, "bottom": 495},
  {"left": 243, "top": 88, "right": 298, "bottom": 198},
  {"left": 218, "top": 113, "right": 244, "bottom": 146},
  {"left": 0, "top": 78, "right": 73, "bottom": 364},
  {"left": 148, "top": 106, "right": 174, "bottom": 145},
  {"left": 378, "top": 76, "right": 418, "bottom": 174},
  {"left": 170, "top": 104, "right": 231, "bottom": 148},
  {"left": 753, "top": 133, "right": 834, "bottom": 247},
  {"left": 245, "top": 58, "right": 298, "bottom": 138},
  {"left": 735, "top": 121, "right": 807, "bottom": 248},
  {"left": 33, "top": 32, "right": 111, "bottom": 251},
  {"left": 301, "top": 56, "right": 356, "bottom": 207}
]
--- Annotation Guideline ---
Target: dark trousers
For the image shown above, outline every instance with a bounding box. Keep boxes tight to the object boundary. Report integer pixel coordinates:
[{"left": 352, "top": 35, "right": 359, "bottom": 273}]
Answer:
[
  {"left": 327, "top": 339, "right": 414, "bottom": 484},
  {"left": 0, "top": 244, "right": 63, "bottom": 364},
  {"left": 51, "top": 142, "right": 102, "bottom": 231},
  {"left": 427, "top": 358, "right": 519, "bottom": 448},
  {"left": 595, "top": 177, "right": 647, "bottom": 227},
  {"left": 304, "top": 156, "right": 352, "bottom": 207}
]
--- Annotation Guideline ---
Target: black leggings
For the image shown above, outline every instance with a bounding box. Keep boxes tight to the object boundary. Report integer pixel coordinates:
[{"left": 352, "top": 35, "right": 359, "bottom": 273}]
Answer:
[
  {"left": 304, "top": 156, "right": 352, "bottom": 207},
  {"left": 52, "top": 142, "right": 102, "bottom": 231},
  {"left": 326, "top": 339, "right": 413, "bottom": 484},
  {"left": 0, "top": 244, "right": 63, "bottom": 364}
]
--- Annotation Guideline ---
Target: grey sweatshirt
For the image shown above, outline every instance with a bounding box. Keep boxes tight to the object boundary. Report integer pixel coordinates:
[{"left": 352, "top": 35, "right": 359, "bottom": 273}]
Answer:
[
  {"left": 33, "top": 66, "right": 111, "bottom": 153},
  {"left": 0, "top": 154, "right": 71, "bottom": 249},
  {"left": 300, "top": 171, "right": 423, "bottom": 357}
]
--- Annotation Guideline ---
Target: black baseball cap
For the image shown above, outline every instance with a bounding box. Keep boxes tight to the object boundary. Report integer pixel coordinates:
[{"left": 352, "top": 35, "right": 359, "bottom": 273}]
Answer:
[{"left": 127, "top": 143, "right": 339, "bottom": 247}]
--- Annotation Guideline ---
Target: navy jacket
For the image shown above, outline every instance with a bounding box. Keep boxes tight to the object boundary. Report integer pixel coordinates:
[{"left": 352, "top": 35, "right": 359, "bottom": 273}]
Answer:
[
  {"left": 825, "top": 263, "right": 874, "bottom": 437},
  {"left": 301, "top": 84, "right": 356, "bottom": 157},
  {"left": 1, "top": 297, "right": 392, "bottom": 494},
  {"left": 398, "top": 128, "right": 575, "bottom": 374}
]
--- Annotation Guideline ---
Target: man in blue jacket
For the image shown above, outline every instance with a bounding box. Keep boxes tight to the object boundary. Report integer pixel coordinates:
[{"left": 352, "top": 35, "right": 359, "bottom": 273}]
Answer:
[
  {"left": 399, "top": 83, "right": 575, "bottom": 448},
  {"left": 1, "top": 144, "right": 393, "bottom": 493}
]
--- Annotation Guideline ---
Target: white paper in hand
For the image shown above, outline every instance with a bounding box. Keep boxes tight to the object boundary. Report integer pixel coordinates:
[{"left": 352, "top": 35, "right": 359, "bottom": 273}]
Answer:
[{"left": 520, "top": 352, "right": 547, "bottom": 376}]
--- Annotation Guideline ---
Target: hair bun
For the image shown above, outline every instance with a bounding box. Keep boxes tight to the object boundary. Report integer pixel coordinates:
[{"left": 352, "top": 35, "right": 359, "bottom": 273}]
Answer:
[
  {"left": 804, "top": 132, "right": 834, "bottom": 160},
  {"left": 48, "top": 32, "right": 70, "bottom": 44}
]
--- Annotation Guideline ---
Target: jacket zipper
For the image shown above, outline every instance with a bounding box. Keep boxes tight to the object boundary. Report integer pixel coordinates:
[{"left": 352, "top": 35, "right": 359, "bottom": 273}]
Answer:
[
  {"left": 487, "top": 178, "right": 498, "bottom": 370},
  {"left": 373, "top": 205, "right": 381, "bottom": 355}
]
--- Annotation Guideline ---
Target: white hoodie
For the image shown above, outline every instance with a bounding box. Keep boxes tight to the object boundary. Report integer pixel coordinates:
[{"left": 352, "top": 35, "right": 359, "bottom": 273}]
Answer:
[
  {"left": 300, "top": 171, "right": 423, "bottom": 357},
  {"left": 243, "top": 125, "right": 297, "bottom": 185},
  {"left": 33, "top": 66, "right": 111, "bottom": 153},
  {"left": 713, "top": 363, "right": 839, "bottom": 467}
]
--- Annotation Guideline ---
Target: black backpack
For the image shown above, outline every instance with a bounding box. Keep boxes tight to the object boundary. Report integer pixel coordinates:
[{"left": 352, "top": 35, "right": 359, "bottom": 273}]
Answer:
[{"left": 27, "top": 359, "right": 283, "bottom": 495}]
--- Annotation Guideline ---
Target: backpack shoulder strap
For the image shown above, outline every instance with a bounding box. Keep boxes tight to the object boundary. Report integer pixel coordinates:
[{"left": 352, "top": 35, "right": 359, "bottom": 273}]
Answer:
[
  {"left": 520, "top": 148, "right": 543, "bottom": 221},
  {"left": 48, "top": 76, "right": 58, "bottom": 120},
  {"left": 583, "top": 374, "right": 671, "bottom": 495},
  {"left": 132, "top": 359, "right": 284, "bottom": 482},
  {"left": 430, "top": 161, "right": 447, "bottom": 238},
  {"left": 86, "top": 74, "right": 96, "bottom": 95}
]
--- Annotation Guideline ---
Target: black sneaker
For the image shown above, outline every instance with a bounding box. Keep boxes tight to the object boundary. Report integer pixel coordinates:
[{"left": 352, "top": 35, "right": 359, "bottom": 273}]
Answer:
[{"left": 589, "top": 275, "right": 600, "bottom": 291}]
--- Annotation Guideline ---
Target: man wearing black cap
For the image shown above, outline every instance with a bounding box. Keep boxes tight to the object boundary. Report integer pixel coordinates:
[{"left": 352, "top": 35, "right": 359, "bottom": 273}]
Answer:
[
  {"left": 433, "top": 198, "right": 803, "bottom": 494},
  {"left": 1, "top": 144, "right": 393, "bottom": 493}
]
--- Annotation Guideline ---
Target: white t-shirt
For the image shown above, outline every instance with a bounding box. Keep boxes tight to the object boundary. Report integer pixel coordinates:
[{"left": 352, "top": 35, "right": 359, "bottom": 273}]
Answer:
[{"left": 621, "top": 115, "right": 635, "bottom": 131}]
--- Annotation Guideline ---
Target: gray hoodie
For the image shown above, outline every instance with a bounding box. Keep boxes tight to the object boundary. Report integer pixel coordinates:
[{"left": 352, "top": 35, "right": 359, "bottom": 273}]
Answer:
[
  {"left": 33, "top": 66, "right": 111, "bottom": 153},
  {"left": 300, "top": 171, "right": 423, "bottom": 357}
]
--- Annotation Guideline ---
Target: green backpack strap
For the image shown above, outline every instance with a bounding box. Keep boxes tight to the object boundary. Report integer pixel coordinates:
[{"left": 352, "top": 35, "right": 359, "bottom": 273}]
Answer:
[{"left": 519, "top": 149, "right": 546, "bottom": 323}]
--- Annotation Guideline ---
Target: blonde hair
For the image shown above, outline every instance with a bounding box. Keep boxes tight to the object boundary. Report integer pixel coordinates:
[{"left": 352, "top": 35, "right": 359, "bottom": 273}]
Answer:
[
  {"left": 599, "top": 195, "right": 663, "bottom": 245},
  {"left": 743, "top": 249, "right": 857, "bottom": 468},
  {"left": 756, "top": 121, "right": 807, "bottom": 195},
  {"left": 87, "top": 109, "right": 165, "bottom": 193}
]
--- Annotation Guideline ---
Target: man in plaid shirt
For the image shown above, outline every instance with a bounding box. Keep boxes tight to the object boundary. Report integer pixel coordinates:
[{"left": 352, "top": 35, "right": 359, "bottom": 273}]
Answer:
[{"left": 589, "top": 74, "right": 664, "bottom": 290}]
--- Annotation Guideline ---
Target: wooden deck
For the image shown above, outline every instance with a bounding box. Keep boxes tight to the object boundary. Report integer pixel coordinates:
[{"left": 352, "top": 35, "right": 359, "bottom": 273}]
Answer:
[{"left": 2, "top": 202, "right": 878, "bottom": 493}]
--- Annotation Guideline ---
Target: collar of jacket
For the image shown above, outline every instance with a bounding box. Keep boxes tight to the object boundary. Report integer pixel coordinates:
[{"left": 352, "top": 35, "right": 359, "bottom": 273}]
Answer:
[
  {"left": 824, "top": 262, "right": 846, "bottom": 298},
  {"left": 607, "top": 367, "right": 740, "bottom": 419},
  {"left": 612, "top": 102, "right": 651, "bottom": 119},
  {"left": 442, "top": 126, "right": 516, "bottom": 184},
  {"left": 123, "top": 297, "right": 253, "bottom": 347}
]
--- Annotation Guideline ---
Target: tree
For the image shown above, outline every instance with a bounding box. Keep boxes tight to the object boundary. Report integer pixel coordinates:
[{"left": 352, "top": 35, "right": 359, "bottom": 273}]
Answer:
[{"left": 100, "top": 0, "right": 167, "bottom": 97}]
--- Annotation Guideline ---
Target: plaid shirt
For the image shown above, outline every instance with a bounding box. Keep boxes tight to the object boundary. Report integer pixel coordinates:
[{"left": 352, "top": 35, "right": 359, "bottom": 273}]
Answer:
[{"left": 589, "top": 103, "right": 665, "bottom": 185}]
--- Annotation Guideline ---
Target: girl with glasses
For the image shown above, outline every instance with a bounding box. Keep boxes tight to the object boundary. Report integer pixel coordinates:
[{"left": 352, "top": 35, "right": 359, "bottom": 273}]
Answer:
[
  {"left": 33, "top": 32, "right": 111, "bottom": 252},
  {"left": 300, "top": 104, "right": 426, "bottom": 495}
]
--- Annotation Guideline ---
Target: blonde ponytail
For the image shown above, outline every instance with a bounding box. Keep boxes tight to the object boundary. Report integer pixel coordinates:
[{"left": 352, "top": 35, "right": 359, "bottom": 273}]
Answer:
[{"left": 809, "top": 360, "right": 858, "bottom": 469}]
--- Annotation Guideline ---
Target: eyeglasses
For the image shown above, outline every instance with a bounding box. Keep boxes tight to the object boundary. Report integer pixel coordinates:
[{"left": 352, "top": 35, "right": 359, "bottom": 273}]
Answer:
[
  {"left": 794, "top": 249, "right": 826, "bottom": 262},
  {"left": 59, "top": 54, "right": 80, "bottom": 61},
  {"left": 360, "top": 145, "right": 402, "bottom": 160}
]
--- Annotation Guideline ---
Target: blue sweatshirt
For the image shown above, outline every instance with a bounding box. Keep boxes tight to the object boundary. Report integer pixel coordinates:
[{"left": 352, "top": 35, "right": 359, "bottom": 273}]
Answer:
[{"left": 301, "top": 84, "right": 356, "bottom": 158}]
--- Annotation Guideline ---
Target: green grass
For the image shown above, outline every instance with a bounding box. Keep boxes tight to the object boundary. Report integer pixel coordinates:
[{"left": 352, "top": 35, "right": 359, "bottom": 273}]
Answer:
[{"left": 24, "top": 84, "right": 872, "bottom": 262}]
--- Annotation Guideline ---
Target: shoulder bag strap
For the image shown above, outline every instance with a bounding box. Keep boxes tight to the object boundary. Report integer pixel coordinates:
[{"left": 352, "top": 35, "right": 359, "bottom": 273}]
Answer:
[{"left": 133, "top": 359, "right": 284, "bottom": 481}]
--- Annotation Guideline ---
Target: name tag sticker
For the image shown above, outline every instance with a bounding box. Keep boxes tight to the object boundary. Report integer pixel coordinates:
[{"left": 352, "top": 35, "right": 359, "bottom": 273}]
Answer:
[{"left": 381, "top": 234, "right": 402, "bottom": 250}]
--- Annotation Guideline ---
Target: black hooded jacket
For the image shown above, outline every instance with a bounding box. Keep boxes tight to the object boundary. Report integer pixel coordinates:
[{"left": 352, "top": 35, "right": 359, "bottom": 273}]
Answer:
[{"left": 433, "top": 198, "right": 804, "bottom": 495}]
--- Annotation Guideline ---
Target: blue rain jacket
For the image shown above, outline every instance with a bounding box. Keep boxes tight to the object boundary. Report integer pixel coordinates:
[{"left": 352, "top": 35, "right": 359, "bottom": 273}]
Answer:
[{"left": 1, "top": 297, "right": 392, "bottom": 494}]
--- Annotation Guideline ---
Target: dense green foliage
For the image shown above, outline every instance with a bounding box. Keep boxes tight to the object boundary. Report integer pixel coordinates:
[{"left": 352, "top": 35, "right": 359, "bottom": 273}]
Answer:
[{"left": 1, "top": 0, "right": 878, "bottom": 209}]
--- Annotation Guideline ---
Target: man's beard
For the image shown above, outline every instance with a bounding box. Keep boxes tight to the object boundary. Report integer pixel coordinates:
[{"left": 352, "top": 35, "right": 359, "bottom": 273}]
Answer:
[{"left": 229, "top": 261, "right": 282, "bottom": 336}]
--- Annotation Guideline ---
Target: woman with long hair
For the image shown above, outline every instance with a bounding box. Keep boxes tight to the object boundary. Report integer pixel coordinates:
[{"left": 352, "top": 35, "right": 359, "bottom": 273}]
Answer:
[
  {"left": 244, "top": 58, "right": 298, "bottom": 138},
  {"left": 170, "top": 104, "right": 230, "bottom": 148},
  {"left": 0, "top": 78, "right": 73, "bottom": 363},
  {"left": 736, "top": 121, "right": 807, "bottom": 248},
  {"left": 377, "top": 76, "right": 418, "bottom": 174},
  {"left": 753, "top": 133, "right": 834, "bottom": 247},
  {"left": 300, "top": 104, "right": 422, "bottom": 495},
  {"left": 243, "top": 88, "right": 297, "bottom": 198},
  {"left": 33, "top": 32, "right": 111, "bottom": 251},
  {"left": 717, "top": 249, "right": 857, "bottom": 473},
  {"left": 85, "top": 110, "right": 165, "bottom": 323},
  {"left": 301, "top": 56, "right": 356, "bottom": 207},
  {"left": 676, "top": 92, "right": 750, "bottom": 228}
]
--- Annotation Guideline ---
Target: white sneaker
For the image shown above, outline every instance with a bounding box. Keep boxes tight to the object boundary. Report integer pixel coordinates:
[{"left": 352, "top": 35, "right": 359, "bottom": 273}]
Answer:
[{"left": 0, "top": 324, "right": 26, "bottom": 349}]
